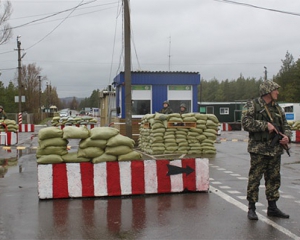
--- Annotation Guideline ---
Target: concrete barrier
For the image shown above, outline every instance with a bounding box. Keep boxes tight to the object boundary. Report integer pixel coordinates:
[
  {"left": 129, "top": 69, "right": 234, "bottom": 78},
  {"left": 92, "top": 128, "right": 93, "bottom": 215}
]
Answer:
[
  {"left": 291, "top": 130, "right": 300, "bottom": 143},
  {"left": 37, "top": 158, "right": 209, "bottom": 199},
  {"left": 18, "top": 124, "right": 35, "bottom": 132},
  {"left": 0, "top": 132, "right": 18, "bottom": 146}
]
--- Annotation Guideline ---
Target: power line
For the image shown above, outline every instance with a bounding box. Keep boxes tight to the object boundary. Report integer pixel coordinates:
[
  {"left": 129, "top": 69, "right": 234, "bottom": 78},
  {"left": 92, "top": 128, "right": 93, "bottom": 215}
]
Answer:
[{"left": 214, "top": 0, "right": 300, "bottom": 17}]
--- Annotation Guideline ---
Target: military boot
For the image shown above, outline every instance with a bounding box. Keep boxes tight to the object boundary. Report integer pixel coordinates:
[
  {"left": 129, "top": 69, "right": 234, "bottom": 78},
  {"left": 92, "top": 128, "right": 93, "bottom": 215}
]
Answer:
[
  {"left": 248, "top": 202, "right": 258, "bottom": 220},
  {"left": 267, "top": 201, "right": 289, "bottom": 218}
]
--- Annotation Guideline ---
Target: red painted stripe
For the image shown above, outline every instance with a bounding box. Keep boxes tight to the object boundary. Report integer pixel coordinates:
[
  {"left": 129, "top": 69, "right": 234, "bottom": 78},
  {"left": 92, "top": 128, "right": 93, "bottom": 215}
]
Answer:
[
  {"left": 156, "top": 160, "right": 171, "bottom": 193},
  {"left": 53, "top": 163, "right": 69, "bottom": 198},
  {"left": 6, "top": 132, "right": 11, "bottom": 145},
  {"left": 106, "top": 162, "right": 121, "bottom": 196},
  {"left": 80, "top": 162, "right": 94, "bottom": 197},
  {"left": 296, "top": 130, "right": 300, "bottom": 143},
  {"left": 182, "top": 158, "right": 196, "bottom": 191},
  {"left": 131, "top": 161, "right": 145, "bottom": 195}
]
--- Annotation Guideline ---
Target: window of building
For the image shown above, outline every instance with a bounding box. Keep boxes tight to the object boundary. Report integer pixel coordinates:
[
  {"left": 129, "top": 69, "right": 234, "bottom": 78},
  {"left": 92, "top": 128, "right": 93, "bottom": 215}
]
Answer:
[
  {"left": 131, "top": 85, "right": 152, "bottom": 117},
  {"left": 206, "top": 106, "right": 214, "bottom": 114},
  {"left": 168, "top": 85, "right": 192, "bottom": 113},
  {"left": 220, "top": 107, "right": 229, "bottom": 115}
]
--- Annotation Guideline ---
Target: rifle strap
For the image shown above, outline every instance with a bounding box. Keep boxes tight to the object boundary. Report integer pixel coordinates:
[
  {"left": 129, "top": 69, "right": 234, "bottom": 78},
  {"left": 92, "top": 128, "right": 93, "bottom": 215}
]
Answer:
[{"left": 264, "top": 105, "right": 273, "bottom": 123}]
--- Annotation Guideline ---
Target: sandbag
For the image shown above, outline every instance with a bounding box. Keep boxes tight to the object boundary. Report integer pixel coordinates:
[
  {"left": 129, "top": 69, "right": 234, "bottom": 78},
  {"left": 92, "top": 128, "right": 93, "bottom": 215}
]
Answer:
[
  {"left": 79, "top": 137, "right": 107, "bottom": 149},
  {"left": 36, "top": 146, "right": 68, "bottom": 156},
  {"left": 63, "top": 126, "right": 90, "bottom": 139},
  {"left": 90, "top": 127, "right": 119, "bottom": 140},
  {"left": 107, "top": 134, "right": 135, "bottom": 148},
  {"left": 78, "top": 147, "right": 104, "bottom": 158},
  {"left": 39, "top": 138, "right": 68, "bottom": 149},
  {"left": 62, "top": 152, "right": 90, "bottom": 163},
  {"left": 37, "top": 154, "right": 63, "bottom": 164},
  {"left": 118, "top": 151, "right": 142, "bottom": 161},
  {"left": 38, "top": 127, "right": 63, "bottom": 140},
  {"left": 92, "top": 153, "right": 117, "bottom": 163},
  {"left": 105, "top": 146, "right": 133, "bottom": 156}
]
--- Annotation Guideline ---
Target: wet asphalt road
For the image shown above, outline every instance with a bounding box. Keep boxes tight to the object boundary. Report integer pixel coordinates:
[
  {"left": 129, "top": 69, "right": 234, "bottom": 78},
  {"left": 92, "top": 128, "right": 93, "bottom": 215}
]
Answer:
[{"left": 1, "top": 128, "right": 300, "bottom": 239}]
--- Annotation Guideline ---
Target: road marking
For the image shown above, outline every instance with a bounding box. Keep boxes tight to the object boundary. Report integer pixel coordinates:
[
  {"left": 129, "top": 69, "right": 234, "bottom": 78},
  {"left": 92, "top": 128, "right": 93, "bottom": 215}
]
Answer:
[{"left": 210, "top": 186, "right": 300, "bottom": 239}]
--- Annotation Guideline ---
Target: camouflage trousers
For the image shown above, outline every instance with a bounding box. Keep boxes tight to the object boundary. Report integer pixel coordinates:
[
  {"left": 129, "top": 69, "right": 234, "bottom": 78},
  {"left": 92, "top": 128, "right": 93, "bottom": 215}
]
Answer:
[{"left": 247, "top": 153, "right": 281, "bottom": 203}]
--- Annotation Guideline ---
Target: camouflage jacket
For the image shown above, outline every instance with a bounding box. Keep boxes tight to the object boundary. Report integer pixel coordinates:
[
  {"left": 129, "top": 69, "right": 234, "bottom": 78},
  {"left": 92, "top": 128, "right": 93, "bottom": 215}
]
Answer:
[
  {"left": 159, "top": 107, "right": 173, "bottom": 114},
  {"left": 241, "top": 97, "right": 291, "bottom": 156}
]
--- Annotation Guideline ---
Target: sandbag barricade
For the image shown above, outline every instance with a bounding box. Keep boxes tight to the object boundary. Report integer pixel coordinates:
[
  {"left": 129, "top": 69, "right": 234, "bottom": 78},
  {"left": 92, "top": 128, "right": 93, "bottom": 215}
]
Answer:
[
  {"left": 19, "top": 124, "right": 35, "bottom": 132},
  {"left": 291, "top": 130, "right": 300, "bottom": 143},
  {"left": 37, "top": 158, "right": 209, "bottom": 199},
  {"left": 59, "top": 124, "right": 96, "bottom": 130}
]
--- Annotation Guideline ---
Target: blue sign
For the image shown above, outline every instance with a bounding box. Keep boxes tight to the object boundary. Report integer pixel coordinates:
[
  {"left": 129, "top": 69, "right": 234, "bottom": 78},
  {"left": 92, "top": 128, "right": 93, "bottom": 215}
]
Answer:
[{"left": 286, "top": 113, "right": 294, "bottom": 120}]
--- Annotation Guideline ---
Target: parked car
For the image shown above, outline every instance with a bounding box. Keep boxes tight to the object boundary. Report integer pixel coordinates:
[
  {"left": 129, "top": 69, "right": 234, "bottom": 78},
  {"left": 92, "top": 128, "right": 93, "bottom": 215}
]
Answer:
[{"left": 59, "top": 111, "right": 69, "bottom": 118}]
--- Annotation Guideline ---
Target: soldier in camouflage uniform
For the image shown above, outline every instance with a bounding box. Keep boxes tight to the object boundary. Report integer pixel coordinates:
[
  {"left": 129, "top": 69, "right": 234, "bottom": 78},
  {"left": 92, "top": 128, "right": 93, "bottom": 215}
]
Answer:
[
  {"left": 159, "top": 100, "right": 173, "bottom": 114},
  {"left": 241, "top": 80, "right": 291, "bottom": 220}
]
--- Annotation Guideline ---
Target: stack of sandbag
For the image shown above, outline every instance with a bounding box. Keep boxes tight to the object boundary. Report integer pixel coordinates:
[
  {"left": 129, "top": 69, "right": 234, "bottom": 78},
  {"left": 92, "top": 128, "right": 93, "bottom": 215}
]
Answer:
[
  {"left": 0, "top": 119, "right": 19, "bottom": 132},
  {"left": 89, "top": 127, "right": 142, "bottom": 163},
  {"left": 138, "top": 112, "right": 218, "bottom": 155},
  {"left": 36, "top": 127, "right": 68, "bottom": 164},
  {"left": 51, "top": 115, "right": 97, "bottom": 126},
  {"left": 36, "top": 126, "right": 142, "bottom": 164},
  {"left": 291, "top": 120, "right": 300, "bottom": 130}
]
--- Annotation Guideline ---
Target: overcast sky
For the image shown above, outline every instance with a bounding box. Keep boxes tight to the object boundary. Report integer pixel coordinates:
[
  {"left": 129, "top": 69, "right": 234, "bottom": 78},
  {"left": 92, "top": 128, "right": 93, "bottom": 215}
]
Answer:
[{"left": 0, "top": 0, "right": 300, "bottom": 98}]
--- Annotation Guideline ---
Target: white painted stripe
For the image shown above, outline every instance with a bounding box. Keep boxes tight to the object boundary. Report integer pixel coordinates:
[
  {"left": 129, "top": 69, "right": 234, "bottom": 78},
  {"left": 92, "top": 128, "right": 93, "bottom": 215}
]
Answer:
[
  {"left": 38, "top": 164, "right": 53, "bottom": 199},
  {"left": 196, "top": 158, "right": 209, "bottom": 191},
  {"left": 169, "top": 160, "right": 183, "bottom": 192},
  {"left": 94, "top": 162, "right": 107, "bottom": 196},
  {"left": 66, "top": 163, "right": 82, "bottom": 197},
  {"left": 119, "top": 161, "right": 132, "bottom": 195},
  {"left": 144, "top": 160, "right": 157, "bottom": 194},
  {"left": 210, "top": 186, "right": 300, "bottom": 239}
]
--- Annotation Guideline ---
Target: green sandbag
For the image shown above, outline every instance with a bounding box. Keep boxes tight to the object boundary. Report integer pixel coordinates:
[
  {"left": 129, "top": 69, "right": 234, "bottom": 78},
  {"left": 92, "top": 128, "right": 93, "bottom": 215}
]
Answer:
[
  {"left": 168, "top": 113, "right": 181, "bottom": 118},
  {"left": 107, "top": 134, "right": 135, "bottom": 148},
  {"left": 206, "top": 114, "right": 219, "bottom": 123},
  {"left": 78, "top": 147, "right": 104, "bottom": 158},
  {"left": 204, "top": 129, "right": 217, "bottom": 135},
  {"left": 152, "top": 122, "right": 165, "bottom": 129},
  {"left": 194, "top": 113, "right": 208, "bottom": 120},
  {"left": 62, "top": 152, "right": 91, "bottom": 163},
  {"left": 38, "top": 127, "right": 63, "bottom": 140},
  {"left": 39, "top": 138, "right": 68, "bottom": 149},
  {"left": 197, "top": 120, "right": 207, "bottom": 125},
  {"left": 118, "top": 151, "right": 142, "bottom": 161},
  {"left": 36, "top": 146, "right": 68, "bottom": 156},
  {"left": 165, "top": 146, "right": 178, "bottom": 151},
  {"left": 190, "top": 127, "right": 204, "bottom": 133},
  {"left": 90, "top": 127, "right": 120, "bottom": 140},
  {"left": 196, "top": 135, "right": 207, "bottom": 142},
  {"left": 151, "top": 128, "right": 166, "bottom": 133},
  {"left": 37, "top": 154, "right": 63, "bottom": 164},
  {"left": 63, "top": 126, "right": 90, "bottom": 139},
  {"left": 181, "top": 113, "right": 195, "bottom": 118},
  {"left": 206, "top": 119, "right": 218, "bottom": 128},
  {"left": 183, "top": 117, "right": 197, "bottom": 122},
  {"left": 168, "top": 117, "right": 183, "bottom": 122},
  {"left": 79, "top": 137, "right": 107, "bottom": 149},
  {"left": 92, "top": 153, "right": 117, "bottom": 163},
  {"left": 105, "top": 145, "right": 133, "bottom": 156},
  {"left": 154, "top": 113, "right": 168, "bottom": 121}
]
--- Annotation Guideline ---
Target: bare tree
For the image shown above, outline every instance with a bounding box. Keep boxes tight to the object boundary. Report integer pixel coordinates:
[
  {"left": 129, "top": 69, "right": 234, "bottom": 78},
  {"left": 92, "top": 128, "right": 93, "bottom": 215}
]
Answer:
[{"left": 0, "top": 1, "right": 12, "bottom": 45}]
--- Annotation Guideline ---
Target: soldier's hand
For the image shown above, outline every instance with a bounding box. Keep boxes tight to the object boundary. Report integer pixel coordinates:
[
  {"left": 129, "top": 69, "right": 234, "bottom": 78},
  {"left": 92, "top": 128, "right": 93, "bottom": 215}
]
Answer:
[
  {"left": 267, "top": 122, "right": 276, "bottom": 133},
  {"left": 279, "top": 133, "right": 289, "bottom": 145}
]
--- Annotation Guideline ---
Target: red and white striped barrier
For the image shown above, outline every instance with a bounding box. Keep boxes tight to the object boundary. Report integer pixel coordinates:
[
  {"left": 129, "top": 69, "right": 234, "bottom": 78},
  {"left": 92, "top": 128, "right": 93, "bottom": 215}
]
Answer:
[
  {"left": 220, "top": 123, "right": 232, "bottom": 131},
  {"left": 58, "top": 124, "right": 96, "bottom": 130},
  {"left": 0, "top": 132, "right": 18, "bottom": 146},
  {"left": 291, "top": 130, "right": 300, "bottom": 143},
  {"left": 18, "top": 124, "right": 35, "bottom": 132},
  {"left": 37, "top": 158, "right": 209, "bottom": 199}
]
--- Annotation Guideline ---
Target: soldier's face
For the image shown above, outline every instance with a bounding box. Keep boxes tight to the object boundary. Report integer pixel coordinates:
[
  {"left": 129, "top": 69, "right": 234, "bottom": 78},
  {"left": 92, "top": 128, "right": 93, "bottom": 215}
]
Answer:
[{"left": 270, "top": 89, "right": 279, "bottom": 100}]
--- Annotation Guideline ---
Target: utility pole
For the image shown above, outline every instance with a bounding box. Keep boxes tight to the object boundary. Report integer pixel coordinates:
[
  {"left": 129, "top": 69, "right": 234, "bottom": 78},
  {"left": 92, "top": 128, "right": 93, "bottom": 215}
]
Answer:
[
  {"left": 38, "top": 76, "right": 42, "bottom": 120},
  {"left": 124, "top": 0, "right": 132, "bottom": 138},
  {"left": 17, "top": 36, "right": 22, "bottom": 121}
]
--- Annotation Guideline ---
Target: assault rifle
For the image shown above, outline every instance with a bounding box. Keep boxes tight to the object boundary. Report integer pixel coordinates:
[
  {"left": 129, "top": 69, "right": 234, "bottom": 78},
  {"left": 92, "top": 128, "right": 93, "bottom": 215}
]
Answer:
[{"left": 270, "top": 124, "right": 290, "bottom": 157}]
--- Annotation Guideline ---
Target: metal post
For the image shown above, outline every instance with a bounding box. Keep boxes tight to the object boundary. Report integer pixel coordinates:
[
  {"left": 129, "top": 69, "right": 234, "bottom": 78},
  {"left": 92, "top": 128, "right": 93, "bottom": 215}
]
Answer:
[
  {"left": 38, "top": 76, "right": 42, "bottom": 120},
  {"left": 124, "top": 0, "right": 132, "bottom": 138},
  {"left": 17, "top": 36, "right": 22, "bottom": 120}
]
